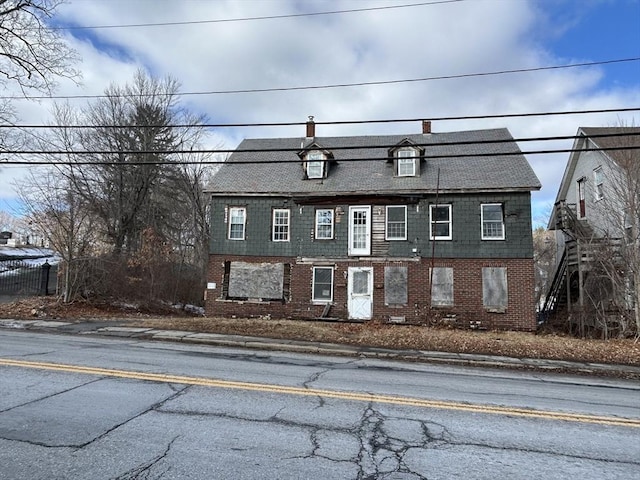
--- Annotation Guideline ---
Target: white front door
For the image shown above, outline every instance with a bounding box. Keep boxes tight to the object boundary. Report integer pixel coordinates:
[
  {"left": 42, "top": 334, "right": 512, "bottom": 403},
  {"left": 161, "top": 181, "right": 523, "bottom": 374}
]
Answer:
[
  {"left": 349, "top": 206, "right": 371, "bottom": 256},
  {"left": 348, "top": 267, "right": 373, "bottom": 320}
]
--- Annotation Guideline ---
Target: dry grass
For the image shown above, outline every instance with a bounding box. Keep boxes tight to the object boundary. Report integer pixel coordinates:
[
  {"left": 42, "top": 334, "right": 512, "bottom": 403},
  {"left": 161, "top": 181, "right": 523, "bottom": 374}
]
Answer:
[{"left": 1, "top": 297, "right": 639, "bottom": 366}]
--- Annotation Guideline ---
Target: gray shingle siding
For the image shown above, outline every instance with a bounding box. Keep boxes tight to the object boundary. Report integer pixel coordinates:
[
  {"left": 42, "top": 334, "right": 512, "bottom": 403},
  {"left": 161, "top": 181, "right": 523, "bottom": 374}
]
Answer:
[{"left": 211, "top": 192, "right": 534, "bottom": 259}]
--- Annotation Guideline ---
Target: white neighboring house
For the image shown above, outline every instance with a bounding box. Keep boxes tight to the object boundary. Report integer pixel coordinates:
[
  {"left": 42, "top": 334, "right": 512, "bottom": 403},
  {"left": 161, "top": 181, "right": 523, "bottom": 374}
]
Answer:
[{"left": 544, "top": 127, "right": 640, "bottom": 331}]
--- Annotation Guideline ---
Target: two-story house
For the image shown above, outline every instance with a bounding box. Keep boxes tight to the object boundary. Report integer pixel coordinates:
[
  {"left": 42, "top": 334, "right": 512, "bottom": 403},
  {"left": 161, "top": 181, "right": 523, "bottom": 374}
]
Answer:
[
  {"left": 544, "top": 126, "right": 640, "bottom": 332},
  {"left": 205, "top": 119, "right": 541, "bottom": 331}
]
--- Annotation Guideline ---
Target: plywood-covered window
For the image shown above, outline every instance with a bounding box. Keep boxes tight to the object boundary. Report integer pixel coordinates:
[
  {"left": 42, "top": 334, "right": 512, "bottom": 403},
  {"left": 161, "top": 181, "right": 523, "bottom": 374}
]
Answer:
[
  {"left": 482, "top": 267, "right": 508, "bottom": 309},
  {"left": 430, "top": 267, "right": 453, "bottom": 306},
  {"left": 384, "top": 266, "right": 408, "bottom": 305}
]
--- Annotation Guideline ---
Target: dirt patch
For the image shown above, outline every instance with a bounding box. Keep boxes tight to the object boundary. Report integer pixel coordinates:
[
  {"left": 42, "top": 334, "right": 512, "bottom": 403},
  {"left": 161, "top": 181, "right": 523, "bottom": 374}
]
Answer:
[{"left": 1, "top": 297, "right": 639, "bottom": 366}]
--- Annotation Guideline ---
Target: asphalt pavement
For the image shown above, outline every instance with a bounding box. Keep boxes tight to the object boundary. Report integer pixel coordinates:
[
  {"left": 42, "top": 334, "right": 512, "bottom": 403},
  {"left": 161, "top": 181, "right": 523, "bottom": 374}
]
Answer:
[{"left": 1, "top": 317, "right": 639, "bottom": 378}]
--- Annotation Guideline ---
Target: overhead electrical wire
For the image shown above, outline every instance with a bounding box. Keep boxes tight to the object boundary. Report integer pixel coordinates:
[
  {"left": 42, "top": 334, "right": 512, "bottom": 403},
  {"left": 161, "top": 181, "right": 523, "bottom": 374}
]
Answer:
[
  {"left": 1, "top": 146, "right": 639, "bottom": 166},
  {"left": 1, "top": 132, "right": 638, "bottom": 164},
  {"left": 1, "top": 107, "right": 638, "bottom": 130},
  {"left": 51, "top": 1, "right": 463, "bottom": 30},
  {"left": 4, "top": 58, "right": 638, "bottom": 101}
]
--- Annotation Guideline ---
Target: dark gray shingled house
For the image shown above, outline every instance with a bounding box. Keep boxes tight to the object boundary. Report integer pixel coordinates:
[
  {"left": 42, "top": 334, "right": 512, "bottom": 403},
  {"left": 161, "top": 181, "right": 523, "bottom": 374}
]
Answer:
[{"left": 205, "top": 119, "right": 541, "bottom": 330}]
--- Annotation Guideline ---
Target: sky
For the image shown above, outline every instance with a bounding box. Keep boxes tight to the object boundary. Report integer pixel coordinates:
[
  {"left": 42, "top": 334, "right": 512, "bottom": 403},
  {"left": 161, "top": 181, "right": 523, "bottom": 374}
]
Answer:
[{"left": 0, "top": 0, "right": 639, "bottom": 228}]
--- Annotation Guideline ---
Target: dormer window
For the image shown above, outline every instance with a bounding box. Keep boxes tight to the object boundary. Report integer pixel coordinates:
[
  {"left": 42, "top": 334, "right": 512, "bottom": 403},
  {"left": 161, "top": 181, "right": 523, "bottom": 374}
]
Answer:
[
  {"left": 306, "top": 151, "right": 325, "bottom": 179},
  {"left": 397, "top": 148, "right": 417, "bottom": 177}
]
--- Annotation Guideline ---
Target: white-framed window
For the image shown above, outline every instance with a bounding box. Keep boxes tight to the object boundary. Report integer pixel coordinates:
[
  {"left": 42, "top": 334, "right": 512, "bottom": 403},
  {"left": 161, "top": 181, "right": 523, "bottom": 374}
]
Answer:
[
  {"left": 312, "top": 266, "right": 333, "bottom": 302},
  {"left": 481, "top": 203, "right": 505, "bottom": 240},
  {"left": 385, "top": 206, "right": 407, "bottom": 240},
  {"left": 306, "top": 151, "right": 325, "bottom": 179},
  {"left": 430, "top": 204, "right": 452, "bottom": 240},
  {"left": 593, "top": 166, "right": 604, "bottom": 200},
  {"left": 228, "top": 207, "right": 246, "bottom": 240},
  {"left": 315, "top": 209, "right": 334, "bottom": 240},
  {"left": 272, "top": 209, "right": 290, "bottom": 242},
  {"left": 397, "top": 148, "right": 416, "bottom": 177}
]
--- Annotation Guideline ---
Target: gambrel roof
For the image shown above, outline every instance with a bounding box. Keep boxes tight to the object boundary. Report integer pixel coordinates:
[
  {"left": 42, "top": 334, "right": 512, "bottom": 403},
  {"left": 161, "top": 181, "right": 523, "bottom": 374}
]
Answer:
[{"left": 205, "top": 128, "right": 541, "bottom": 196}]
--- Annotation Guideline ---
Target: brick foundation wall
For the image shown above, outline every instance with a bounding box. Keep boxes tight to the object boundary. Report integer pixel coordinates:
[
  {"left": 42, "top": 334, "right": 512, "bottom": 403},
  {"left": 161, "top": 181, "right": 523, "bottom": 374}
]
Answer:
[{"left": 206, "top": 255, "right": 537, "bottom": 331}]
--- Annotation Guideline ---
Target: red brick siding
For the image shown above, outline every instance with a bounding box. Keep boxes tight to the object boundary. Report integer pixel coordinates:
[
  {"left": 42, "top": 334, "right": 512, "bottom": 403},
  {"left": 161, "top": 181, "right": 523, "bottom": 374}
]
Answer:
[{"left": 206, "top": 255, "right": 536, "bottom": 331}]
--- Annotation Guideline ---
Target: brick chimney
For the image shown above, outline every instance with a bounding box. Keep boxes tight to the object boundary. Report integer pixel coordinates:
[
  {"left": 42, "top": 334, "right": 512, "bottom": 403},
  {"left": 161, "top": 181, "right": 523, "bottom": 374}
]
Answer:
[
  {"left": 306, "top": 116, "right": 315, "bottom": 138},
  {"left": 422, "top": 120, "right": 432, "bottom": 134}
]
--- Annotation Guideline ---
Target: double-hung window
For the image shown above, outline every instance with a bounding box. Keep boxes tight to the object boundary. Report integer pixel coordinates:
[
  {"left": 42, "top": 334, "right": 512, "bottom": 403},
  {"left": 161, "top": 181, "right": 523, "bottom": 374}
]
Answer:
[
  {"left": 397, "top": 149, "right": 416, "bottom": 177},
  {"left": 593, "top": 166, "right": 604, "bottom": 200},
  {"left": 228, "top": 207, "right": 246, "bottom": 240},
  {"left": 306, "top": 151, "right": 324, "bottom": 179},
  {"left": 272, "top": 209, "right": 290, "bottom": 242},
  {"left": 385, "top": 206, "right": 407, "bottom": 240},
  {"left": 315, "top": 209, "right": 334, "bottom": 240},
  {"left": 481, "top": 204, "right": 505, "bottom": 240},
  {"left": 312, "top": 266, "right": 333, "bottom": 302},
  {"left": 430, "top": 204, "right": 451, "bottom": 240}
]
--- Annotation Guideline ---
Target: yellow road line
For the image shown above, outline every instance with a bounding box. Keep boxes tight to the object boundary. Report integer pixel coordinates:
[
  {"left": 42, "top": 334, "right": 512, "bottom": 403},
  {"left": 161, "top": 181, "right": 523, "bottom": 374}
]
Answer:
[{"left": 1, "top": 357, "right": 638, "bottom": 428}]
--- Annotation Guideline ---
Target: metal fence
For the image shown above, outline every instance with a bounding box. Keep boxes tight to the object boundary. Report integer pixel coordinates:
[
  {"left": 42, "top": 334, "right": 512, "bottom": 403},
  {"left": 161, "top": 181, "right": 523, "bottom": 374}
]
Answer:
[{"left": 0, "top": 259, "right": 58, "bottom": 297}]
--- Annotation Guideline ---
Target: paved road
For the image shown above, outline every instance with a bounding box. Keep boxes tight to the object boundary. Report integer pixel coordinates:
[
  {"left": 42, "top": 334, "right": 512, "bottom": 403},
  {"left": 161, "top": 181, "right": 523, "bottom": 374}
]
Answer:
[{"left": 0, "top": 331, "right": 639, "bottom": 479}]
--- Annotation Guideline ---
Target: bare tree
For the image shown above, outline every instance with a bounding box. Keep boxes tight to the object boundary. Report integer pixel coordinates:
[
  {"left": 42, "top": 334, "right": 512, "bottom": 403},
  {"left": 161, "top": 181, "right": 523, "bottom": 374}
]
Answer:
[
  {"left": 0, "top": 1, "right": 79, "bottom": 177},
  {"left": 533, "top": 226, "right": 556, "bottom": 310},
  {"left": 17, "top": 71, "right": 216, "bottom": 305},
  {"left": 0, "top": 0, "right": 80, "bottom": 95},
  {"left": 0, "top": 209, "right": 19, "bottom": 231}
]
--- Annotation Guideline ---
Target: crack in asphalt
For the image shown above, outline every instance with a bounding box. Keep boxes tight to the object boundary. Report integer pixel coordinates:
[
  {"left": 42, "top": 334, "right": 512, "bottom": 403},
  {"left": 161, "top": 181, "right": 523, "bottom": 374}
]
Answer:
[
  {"left": 69, "top": 385, "right": 191, "bottom": 451},
  {"left": 0, "top": 384, "right": 191, "bottom": 450},
  {"left": 0, "top": 377, "right": 104, "bottom": 414},
  {"left": 113, "top": 435, "right": 180, "bottom": 480},
  {"left": 446, "top": 439, "right": 640, "bottom": 467}
]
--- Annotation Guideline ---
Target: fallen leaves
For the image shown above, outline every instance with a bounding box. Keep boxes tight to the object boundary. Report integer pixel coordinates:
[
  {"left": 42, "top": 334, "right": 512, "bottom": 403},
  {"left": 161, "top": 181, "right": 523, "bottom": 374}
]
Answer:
[{"left": 0, "top": 297, "right": 638, "bottom": 366}]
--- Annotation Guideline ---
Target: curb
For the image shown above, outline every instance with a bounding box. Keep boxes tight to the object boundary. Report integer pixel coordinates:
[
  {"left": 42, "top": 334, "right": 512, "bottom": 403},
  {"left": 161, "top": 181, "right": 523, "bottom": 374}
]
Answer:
[{"left": 2, "top": 319, "right": 640, "bottom": 379}]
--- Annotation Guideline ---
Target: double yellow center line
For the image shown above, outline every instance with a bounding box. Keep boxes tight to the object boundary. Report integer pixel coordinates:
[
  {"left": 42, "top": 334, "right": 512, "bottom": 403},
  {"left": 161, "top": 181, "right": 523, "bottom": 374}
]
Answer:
[{"left": 1, "top": 357, "right": 638, "bottom": 428}]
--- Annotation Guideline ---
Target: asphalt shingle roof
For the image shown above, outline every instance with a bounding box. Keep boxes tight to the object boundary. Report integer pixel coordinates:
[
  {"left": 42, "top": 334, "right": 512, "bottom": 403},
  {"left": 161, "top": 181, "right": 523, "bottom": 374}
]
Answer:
[
  {"left": 206, "top": 128, "right": 541, "bottom": 196},
  {"left": 580, "top": 127, "right": 640, "bottom": 165}
]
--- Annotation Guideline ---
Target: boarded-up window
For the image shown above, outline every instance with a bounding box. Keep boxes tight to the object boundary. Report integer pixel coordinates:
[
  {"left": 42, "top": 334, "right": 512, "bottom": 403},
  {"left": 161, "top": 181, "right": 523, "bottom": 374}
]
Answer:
[
  {"left": 228, "top": 262, "right": 284, "bottom": 300},
  {"left": 430, "top": 267, "right": 453, "bottom": 306},
  {"left": 385, "top": 266, "right": 408, "bottom": 305},
  {"left": 482, "top": 267, "right": 508, "bottom": 308}
]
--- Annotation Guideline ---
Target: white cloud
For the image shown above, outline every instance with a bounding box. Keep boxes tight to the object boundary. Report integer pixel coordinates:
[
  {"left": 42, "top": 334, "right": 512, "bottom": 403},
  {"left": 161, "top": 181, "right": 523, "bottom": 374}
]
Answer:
[{"left": 1, "top": 0, "right": 638, "bottom": 226}]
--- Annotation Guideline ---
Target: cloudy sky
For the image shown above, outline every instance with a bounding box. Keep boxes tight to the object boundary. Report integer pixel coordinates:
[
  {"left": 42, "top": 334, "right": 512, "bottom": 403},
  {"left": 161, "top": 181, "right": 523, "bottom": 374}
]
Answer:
[{"left": 1, "top": 0, "right": 639, "bottom": 226}]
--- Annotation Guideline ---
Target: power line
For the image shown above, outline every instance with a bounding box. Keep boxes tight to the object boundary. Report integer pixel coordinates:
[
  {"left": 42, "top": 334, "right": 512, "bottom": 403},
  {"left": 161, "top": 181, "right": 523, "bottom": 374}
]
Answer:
[
  {"left": 52, "top": 1, "right": 462, "bottom": 30},
  {"left": 2, "top": 107, "right": 639, "bottom": 130},
  {"left": 1, "top": 146, "right": 638, "bottom": 166},
  {"left": 1, "top": 132, "right": 637, "bottom": 158},
  {"left": 5, "top": 57, "right": 638, "bottom": 101}
]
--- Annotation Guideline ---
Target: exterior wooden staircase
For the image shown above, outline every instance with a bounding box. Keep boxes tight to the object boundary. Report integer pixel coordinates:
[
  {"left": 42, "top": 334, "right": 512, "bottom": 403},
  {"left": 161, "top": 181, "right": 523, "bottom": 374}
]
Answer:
[{"left": 540, "top": 201, "right": 623, "bottom": 321}]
